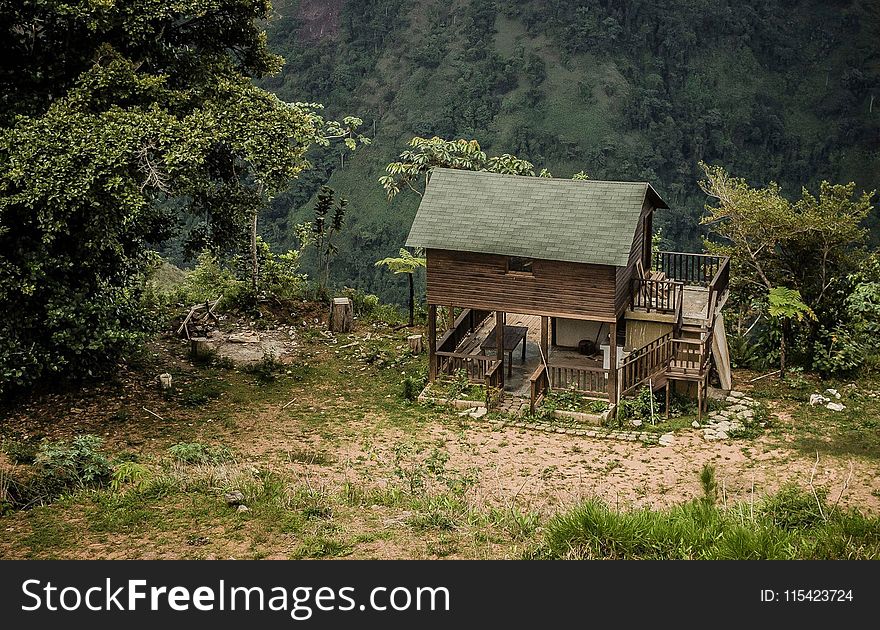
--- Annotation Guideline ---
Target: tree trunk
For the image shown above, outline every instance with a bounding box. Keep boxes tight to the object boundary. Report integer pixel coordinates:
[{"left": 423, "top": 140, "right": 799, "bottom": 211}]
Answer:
[
  {"left": 329, "top": 297, "right": 353, "bottom": 333},
  {"left": 407, "top": 334, "right": 423, "bottom": 354},
  {"left": 407, "top": 272, "right": 415, "bottom": 327},
  {"left": 250, "top": 210, "right": 259, "bottom": 293},
  {"left": 779, "top": 322, "right": 787, "bottom": 380}
]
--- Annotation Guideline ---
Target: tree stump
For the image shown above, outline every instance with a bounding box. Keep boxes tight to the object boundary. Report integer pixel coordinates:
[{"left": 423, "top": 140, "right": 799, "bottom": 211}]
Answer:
[
  {"left": 329, "top": 297, "right": 353, "bottom": 333},
  {"left": 190, "top": 337, "right": 211, "bottom": 360},
  {"left": 408, "top": 334, "right": 424, "bottom": 354}
]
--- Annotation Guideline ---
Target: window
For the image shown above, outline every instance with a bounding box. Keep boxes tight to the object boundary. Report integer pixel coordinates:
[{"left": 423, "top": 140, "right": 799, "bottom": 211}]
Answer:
[{"left": 508, "top": 257, "right": 534, "bottom": 274}]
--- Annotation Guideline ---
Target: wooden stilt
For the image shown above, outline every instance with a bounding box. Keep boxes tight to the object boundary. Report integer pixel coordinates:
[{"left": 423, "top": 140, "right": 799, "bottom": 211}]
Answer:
[
  {"left": 540, "top": 316, "right": 549, "bottom": 366},
  {"left": 496, "top": 310, "right": 505, "bottom": 388},
  {"left": 665, "top": 381, "right": 671, "bottom": 419},
  {"left": 428, "top": 304, "right": 437, "bottom": 382},
  {"left": 608, "top": 322, "right": 618, "bottom": 405}
]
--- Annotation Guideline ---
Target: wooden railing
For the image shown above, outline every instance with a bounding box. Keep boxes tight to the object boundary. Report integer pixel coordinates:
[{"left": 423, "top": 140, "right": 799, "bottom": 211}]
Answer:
[
  {"left": 435, "top": 351, "right": 496, "bottom": 382},
  {"left": 485, "top": 359, "right": 503, "bottom": 409},
  {"left": 548, "top": 362, "right": 608, "bottom": 398},
  {"left": 631, "top": 277, "right": 684, "bottom": 313},
  {"left": 437, "top": 308, "right": 491, "bottom": 353},
  {"left": 668, "top": 329, "right": 714, "bottom": 376},
  {"left": 618, "top": 332, "right": 674, "bottom": 396},
  {"left": 654, "top": 251, "right": 728, "bottom": 288},
  {"left": 707, "top": 257, "right": 730, "bottom": 313},
  {"left": 529, "top": 364, "right": 549, "bottom": 415}
]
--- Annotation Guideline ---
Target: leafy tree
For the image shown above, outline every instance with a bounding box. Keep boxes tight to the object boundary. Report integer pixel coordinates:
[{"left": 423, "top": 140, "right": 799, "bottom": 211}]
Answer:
[
  {"left": 375, "top": 248, "right": 426, "bottom": 326},
  {"left": 0, "top": 1, "right": 359, "bottom": 397},
  {"left": 302, "top": 186, "right": 348, "bottom": 294},
  {"left": 379, "top": 136, "right": 548, "bottom": 200},
  {"left": 699, "top": 162, "right": 875, "bottom": 371},
  {"left": 767, "top": 287, "right": 815, "bottom": 379}
]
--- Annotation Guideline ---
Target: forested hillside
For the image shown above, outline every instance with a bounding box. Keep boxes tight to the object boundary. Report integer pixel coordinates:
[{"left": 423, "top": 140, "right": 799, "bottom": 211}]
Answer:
[{"left": 261, "top": 0, "right": 879, "bottom": 303}]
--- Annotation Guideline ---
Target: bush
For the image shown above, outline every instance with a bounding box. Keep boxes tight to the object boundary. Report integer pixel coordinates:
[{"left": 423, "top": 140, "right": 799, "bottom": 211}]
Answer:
[
  {"left": 401, "top": 374, "right": 426, "bottom": 401},
  {"left": 6, "top": 435, "right": 114, "bottom": 507},
  {"left": 167, "top": 442, "right": 234, "bottom": 465},
  {"left": 244, "top": 352, "right": 286, "bottom": 385}
]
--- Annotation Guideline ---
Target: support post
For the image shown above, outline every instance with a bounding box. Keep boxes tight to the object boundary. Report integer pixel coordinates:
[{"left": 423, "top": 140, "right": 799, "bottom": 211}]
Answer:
[
  {"left": 608, "top": 321, "right": 618, "bottom": 404},
  {"left": 428, "top": 304, "right": 437, "bottom": 382},
  {"left": 665, "top": 381, "right": 671, "bottom": 419},
  {"left": 540, "top": 316, "right": 549, "bottom": 366},
  {"left": 496, "top": 310, "right": 505, "bottom": 388}
]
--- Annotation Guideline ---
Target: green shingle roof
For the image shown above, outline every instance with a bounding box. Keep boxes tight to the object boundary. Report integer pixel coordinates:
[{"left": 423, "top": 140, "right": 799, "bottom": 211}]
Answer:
[{"left": 405, "top": 168, "right": 668, "bottom": 267}]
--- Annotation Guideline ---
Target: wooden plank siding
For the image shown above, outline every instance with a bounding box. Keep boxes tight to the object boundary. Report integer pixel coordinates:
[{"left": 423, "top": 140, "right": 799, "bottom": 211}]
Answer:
[
  {"left": 426, "top": 248, "right": 618, "bottom": 322},
  {"left": 615, "top": 199, "right": 654, "bottom": 316}
]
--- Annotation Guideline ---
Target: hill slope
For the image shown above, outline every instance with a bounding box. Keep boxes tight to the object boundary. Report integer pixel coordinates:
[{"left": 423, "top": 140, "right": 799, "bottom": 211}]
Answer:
[{"left": 261, "top": 0, "right": 880, "bottom": 304}]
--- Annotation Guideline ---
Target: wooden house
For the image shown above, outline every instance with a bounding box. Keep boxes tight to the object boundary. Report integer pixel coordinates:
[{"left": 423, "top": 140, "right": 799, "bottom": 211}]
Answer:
[{"left": 405, "top": 168, "right": 731, "bottom": 418}]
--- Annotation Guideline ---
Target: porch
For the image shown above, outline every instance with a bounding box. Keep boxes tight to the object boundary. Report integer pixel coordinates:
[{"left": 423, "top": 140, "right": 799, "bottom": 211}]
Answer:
[{"left": 429, "top": 308, "right": 612, "bottom": 408}]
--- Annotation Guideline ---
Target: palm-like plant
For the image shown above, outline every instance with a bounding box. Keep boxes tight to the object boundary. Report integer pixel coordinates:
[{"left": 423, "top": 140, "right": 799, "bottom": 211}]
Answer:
[
  {"left": 768, "top": 286, "right": 816, "bottom": 379},
  {"left": 375, "top": 248, "right": 426, "bottom": 326}
]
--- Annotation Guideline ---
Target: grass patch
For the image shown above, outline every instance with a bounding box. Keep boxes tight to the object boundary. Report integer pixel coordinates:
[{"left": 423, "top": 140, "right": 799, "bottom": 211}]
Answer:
[{"left": 533, "top": 478, "right": 880, "bottom": 559}]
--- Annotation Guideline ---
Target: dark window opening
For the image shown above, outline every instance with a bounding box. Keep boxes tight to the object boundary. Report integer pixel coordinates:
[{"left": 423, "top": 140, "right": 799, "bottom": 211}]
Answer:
[{"left": 508, "top": 257, "right": 534, "bottom": 274}]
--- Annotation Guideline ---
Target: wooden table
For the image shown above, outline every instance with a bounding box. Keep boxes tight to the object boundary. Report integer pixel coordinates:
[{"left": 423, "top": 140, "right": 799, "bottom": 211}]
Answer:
[{"left": 480, "top": 325, "right": 528, "bottom": 377}]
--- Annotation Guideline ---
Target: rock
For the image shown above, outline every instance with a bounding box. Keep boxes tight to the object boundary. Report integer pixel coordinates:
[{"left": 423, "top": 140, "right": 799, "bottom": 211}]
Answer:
[
  {"left": 236, "top": 505, "right": 250, "bottom": 514},
  {"left": 825, "top": 402, "right": 846, "bottom": 412},
  {"left": 716, "top": 430, "right": 729, "bottom": 439},
  {"left": 228, "top": 333, "right": 260, "bottom": 344},
  {"left": 470, "top": 406, "right": 488, "bottom": 419},
  {"left": 727, "top": 404, "right": 747, "bottom": 413},
  {"left": 457, "top": 408, "right": 473, "bottom": 417},
  {"left": 658, "top": 433, "right": 675, "bottom": 446},
  {"left": 729, "top": 390, "right": 745, "bottom": 398},
  {"left": 225, "top": 491, "right": 245, "bottom": 506},
  {"left": 630, "top": 419, "right": 643, "bottom": 427},
  {"left": 809, "top": 393, "right": 829, "bottom": 406},
  {"left": 825, "top": 388, "right": 841, "bottom": 399},
  {"left": 691, "top": 421, "right": 701, "bottom": 428}
]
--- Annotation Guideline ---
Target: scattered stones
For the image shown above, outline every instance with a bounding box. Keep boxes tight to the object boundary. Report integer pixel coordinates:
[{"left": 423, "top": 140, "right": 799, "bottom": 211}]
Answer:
[
  {"left": 826, "top": 402, "right": 846, "bottom": 412},
  {"left": 225, "top": 491, "right": 245, "bottom": 506},
  {"left": 810, "top": 393, "right": 829, "bottom": 406},
  {"left": 658, "top": 433, "right": 675, "bottom": 446},
  {"left": 236, "top": 505, "right": 250, "bottom": 514}
]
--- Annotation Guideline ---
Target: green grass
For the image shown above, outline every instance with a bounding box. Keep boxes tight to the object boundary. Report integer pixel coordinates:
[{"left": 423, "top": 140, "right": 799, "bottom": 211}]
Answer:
[{"left": 534, "top": 485, "right": 880, "bottom": 560}]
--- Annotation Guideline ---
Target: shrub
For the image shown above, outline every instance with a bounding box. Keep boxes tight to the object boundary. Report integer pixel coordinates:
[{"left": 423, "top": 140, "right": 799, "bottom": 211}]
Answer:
[
  {"left": 244, "top": 352, "right": 286, "bottom": 385},
  {"left": 3, "top": 438, "right": 38, "bottom": 465},
  {"left": 167, "top": 442, "right": 234, "bottom": 465},
  {"left": 401, "top": 374, "right": 426, "bottom": 401}
]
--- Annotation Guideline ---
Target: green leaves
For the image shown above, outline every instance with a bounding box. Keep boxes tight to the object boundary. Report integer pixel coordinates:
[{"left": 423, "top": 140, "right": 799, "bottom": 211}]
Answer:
[
  {"left": 767, "top": 287, "right": 815, "bottom": 323},
  {"left": 375, "top": 249, "right": 427, "bottom": 275}
]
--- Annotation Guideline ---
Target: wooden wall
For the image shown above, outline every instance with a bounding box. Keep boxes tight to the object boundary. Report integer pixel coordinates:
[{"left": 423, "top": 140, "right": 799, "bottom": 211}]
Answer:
[
  {"left": 426, "top": 249, "right": 618, "bottom": 321},
  {"left": 615, "top": 199, "right": 654, "bottom": 315}
]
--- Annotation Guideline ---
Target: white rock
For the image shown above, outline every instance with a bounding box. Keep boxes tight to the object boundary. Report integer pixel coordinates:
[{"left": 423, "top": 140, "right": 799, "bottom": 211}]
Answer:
[
  {"left": 825, "top": 388, "right": 841, "bottom": 399},
  {"left": 716, "top": 430, "right": 729, "bottom": 439},
  {"left": 691, "top": 421, "right": 701, "bottom": 429},
  {"left": 236, "top": 505, "right": 250, "bottom": 513},
  {"left": 810, "top": 393, "right": 829, "bottom": 406},
  {"left": 729, "top": 390, "right": 745, "bottom": 398},
  {"left": 825, "top": 402, "right": 846, "bottom": 412},
  {"left": 658, "top": 433, "right": 675, "bottom": 446},
  {"left": 630, "top": 419, "right": 643, "bottom": 427},
  {"left": 470, "top": 406, "right": 488, "bottom": 419}
]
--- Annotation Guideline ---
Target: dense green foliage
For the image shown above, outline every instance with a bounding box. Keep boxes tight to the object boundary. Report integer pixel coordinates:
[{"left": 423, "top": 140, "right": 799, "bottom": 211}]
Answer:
[
  {"left": 0, "top": 1, "right": 352, "bottom": 397},
  {"left": 264, "top": 0, "right": 879, "bottom": 303}
]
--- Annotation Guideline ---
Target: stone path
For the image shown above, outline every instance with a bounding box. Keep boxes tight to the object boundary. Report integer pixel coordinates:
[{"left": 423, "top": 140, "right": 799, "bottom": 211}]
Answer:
[
  {"left": 697, "top": 390, "right": 763, "bottom": 440},
  {"left": 498, "top": 396, "right": 529, "bottom": 417}
]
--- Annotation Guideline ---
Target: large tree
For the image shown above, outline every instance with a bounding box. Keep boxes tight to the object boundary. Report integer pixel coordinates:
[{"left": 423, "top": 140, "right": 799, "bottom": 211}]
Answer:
[{"left": 0, "top": 1, "right": 357, "bottom": 396}]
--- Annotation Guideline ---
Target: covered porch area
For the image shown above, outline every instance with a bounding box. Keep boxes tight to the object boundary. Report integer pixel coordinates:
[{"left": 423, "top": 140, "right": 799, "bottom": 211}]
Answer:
[{"left": 427, "top": 307, "right": 618, "bottom": 411}]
